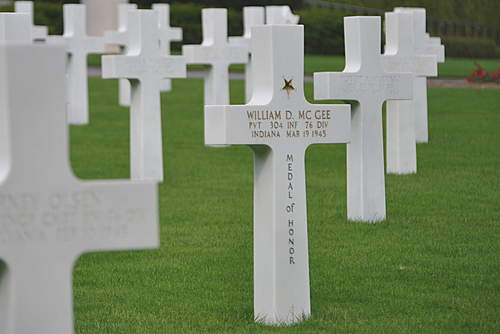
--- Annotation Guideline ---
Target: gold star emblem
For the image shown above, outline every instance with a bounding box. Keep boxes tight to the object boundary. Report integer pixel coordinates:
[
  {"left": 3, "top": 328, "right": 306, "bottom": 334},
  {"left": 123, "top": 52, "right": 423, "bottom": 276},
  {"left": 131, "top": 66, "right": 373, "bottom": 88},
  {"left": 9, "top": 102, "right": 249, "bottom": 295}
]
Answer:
[{"left": 282, "top": 78, "right": 294, "bottom": 96}]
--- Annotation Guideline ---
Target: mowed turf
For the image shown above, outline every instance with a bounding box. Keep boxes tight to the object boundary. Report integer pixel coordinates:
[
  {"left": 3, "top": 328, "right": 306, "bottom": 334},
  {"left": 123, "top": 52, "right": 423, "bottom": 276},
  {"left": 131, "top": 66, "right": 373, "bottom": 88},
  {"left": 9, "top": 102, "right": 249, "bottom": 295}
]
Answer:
[{"left": 69, "top": 78, "right": 499, "bottom": 333}]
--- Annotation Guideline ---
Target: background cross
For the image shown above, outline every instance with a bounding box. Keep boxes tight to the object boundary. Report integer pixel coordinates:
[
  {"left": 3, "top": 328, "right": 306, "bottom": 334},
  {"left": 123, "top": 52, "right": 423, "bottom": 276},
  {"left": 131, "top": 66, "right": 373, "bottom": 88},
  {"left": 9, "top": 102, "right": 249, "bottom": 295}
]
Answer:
[
  {"left": 105, "top": 3, "right": 138, "bottom": 107},
  {"left": 102, "top": 10, "right": 186, "bottom": 182},
  {"left": 153, "top": 3, "right": 183, "bottom": 93},
  {"left": 383, "top": 12, "right": 437, "bottom": 175},
  {"left": 183, "top": 8, "right": 248, "bottom": 105},
  {"left": 314, "top": 16, "right": 413, "bottom": 222},
  {"left": 229, "top": 6, "right": 265, "bottom": 103},
  {"left": 14, "top": 1, "right": 47, "bottom": 41},
  {"left": 55, "top": 4, "right": 106, "bottom": 125},
  {"left": 395, "top": 7, "right": 445, "bottom": 143}
]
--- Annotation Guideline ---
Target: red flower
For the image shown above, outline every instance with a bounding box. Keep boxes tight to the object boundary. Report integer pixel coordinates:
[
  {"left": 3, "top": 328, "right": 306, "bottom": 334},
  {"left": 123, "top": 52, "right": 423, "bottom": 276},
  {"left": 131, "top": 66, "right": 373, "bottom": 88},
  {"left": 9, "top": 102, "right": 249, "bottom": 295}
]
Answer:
[{"left": 467, "top": 62, "right": 494, "bottom": 84}]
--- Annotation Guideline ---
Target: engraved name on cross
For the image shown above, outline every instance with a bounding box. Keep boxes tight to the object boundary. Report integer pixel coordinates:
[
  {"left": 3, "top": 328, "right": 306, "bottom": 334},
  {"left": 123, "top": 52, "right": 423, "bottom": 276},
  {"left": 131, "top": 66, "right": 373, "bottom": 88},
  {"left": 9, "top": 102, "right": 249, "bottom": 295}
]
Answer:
[
  {"left": 314, "top": 17, "right": 412, "bottom": 222},
  {"left": 229, "top": 6, "right": 265, "bottom": 103},
  {"left": 0, "top": 43, "right": 158, "bottom": 334},
  {"left": 205, "top": 25, "right": 350, "bottom": 325},
  {"left": 383, "top": 12, "right": 437, "bottom": 174},
  {"left": 103, "top": 10, "right": 187, "bottom": 182},
  {"left": 183, "top": 8, "right": 248, "bottom": 105},
  {"left": 104, "top": 3, "right": 138, "bottom": 107}
]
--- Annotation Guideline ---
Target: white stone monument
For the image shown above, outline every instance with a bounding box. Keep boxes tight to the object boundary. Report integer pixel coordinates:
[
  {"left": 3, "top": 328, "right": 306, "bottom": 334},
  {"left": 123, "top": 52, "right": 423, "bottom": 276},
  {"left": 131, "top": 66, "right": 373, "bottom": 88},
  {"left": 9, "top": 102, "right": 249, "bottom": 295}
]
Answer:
[
  {"left": 383, "top": 12, "right": 437, "bottom": 174},
  {"left": 153, "top": 3, "right": 183, "bottom": 93},
  {"left": 102, "top": 10, "right": 186, "bottom": 182},
  {"left": 0, "top": 12, "right": 31, "bottom": 42},
  {"left": 314, "top": 17, "right": 412, "bottom": 222},
  {"left": 266, "top": 5, "right": 300, "bottom": 24},
  {"left": 14, "top": 1, "right": 48, "bottom": 40},
  {"left": 229, "top": 6, "right": 265, "bottom": 103},
  {"left": 104, "top": 3, "right": 138, "bottom": 106},
  {"left": 205, "top": 25, "right": 350, "bottom": 325},
  {"left": 395, "top": 7, "right": 444, "bottom": 143},
  {"left": 182, "top": 8, "right": 248, "bottom": 105},
  {"left": 54, "top": 5, "right": 105, "bottom": 125},
  {"left": 0, "top": 42, "right": 158, "bottom": 334},
  {"left": 82, "top": 0, "right": 124, "bottom": 37}
]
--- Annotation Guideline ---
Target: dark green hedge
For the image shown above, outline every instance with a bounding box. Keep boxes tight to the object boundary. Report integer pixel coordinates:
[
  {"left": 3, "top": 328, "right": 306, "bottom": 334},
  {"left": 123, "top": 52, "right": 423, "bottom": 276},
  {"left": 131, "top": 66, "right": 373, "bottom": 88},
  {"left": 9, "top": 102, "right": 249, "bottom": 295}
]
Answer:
[
  {"left": 134, "top": 0, "right": 304, "bottom": 10},
  {"left": 2, "top": 1, "right": 498, "bottom": 59},
  {"left": 320, "top": 0, "right": 500, "bottom": 29},
  {"left": 298, "top": 7, "right": 345, "bottom": 55},
  {"left": 442, "top": 36, "right": 500, "bottom": 59}
]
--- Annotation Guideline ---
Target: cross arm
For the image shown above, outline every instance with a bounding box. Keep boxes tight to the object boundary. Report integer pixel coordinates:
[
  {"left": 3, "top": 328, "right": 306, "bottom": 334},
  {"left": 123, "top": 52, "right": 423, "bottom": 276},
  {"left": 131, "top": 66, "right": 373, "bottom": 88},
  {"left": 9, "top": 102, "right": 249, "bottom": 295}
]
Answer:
[
  {"left": 86, "top": 36, "right": 106, "bottom": 54},
  {"left": 33, "top": 26, "right": 48, "bottom": 40},
  {"left": 228, "top": 36, "right": 250, "bottom": 50},
  {"left": 102, "top": 55, "right": 186, "bottom": 80},
  {"left": 182, "top": 45, "right": 209, "bottom": 64},
  {"left": 314, "top": 71, "right": 413, "bottom": 102},
  {"left": 414, "top": 54, "right": 438, "bottom": 77},
  {"left": 171, "top": 27, "right": 182, "bottom": 41},
  {"left": 314, "top": 72, "right": 363, "bottom": 101},
  {"left": 382, "top": 54, "right": 437, "bottom": 78},
  {"left": 424, "top": 43, "right": 445, "bottom": 63},
  {"left": 76, "top": 180, "right": 159, "bottom": 254},
  {"left": 104, "top": 30, "right": 128, "bottom": 47},
  {"left": 205, "top": 104, "right": 351, "bottom": 147},
  {"left": 182, "top": 44, "right": 248, "bottom": 65}
]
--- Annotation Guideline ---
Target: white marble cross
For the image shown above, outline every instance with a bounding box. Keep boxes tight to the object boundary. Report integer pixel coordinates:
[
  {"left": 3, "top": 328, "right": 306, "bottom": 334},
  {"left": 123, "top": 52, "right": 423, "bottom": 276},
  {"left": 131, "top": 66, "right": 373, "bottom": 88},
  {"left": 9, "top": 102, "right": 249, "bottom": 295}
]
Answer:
[
  {"left": 153, "top": 3, "right": 183, "bottom": 93},
  {"left": 205, "top": 25, "right": 350, "bottom": 325},
  {"left": 383, "top": 12, "right": 437, "bottom": 174},
  {"left": 14, "top": 1, "right": 48, "bottom": 41},
  {"left": 0, "top": 42, "right": 158, "bottom": 334},
  {"left": 102, "top": 10, "right": 186, "bottom": 182},
  {"left": 56, "top": 4, "right": 106, "bottom": 125},
  {"left": 183, "top": 8, "right": 248, "bottom": 105},
  {"left": 266, "top": 5, "right": 300, "bottom": 24},
  {"left": 229, "top": 6, "right": 265, "bottom": 103},
  {"left": 104, "top": 3, "right": 137, "bottom": 107},
  {"left": 395, "top": 7, "right": 444, "bottom": 143},
  {"left": 314, "top": 16, "right": 412, "bottom": 222},
  {"left": 0, "top": 13, "right": 32, "bottom": 42}
]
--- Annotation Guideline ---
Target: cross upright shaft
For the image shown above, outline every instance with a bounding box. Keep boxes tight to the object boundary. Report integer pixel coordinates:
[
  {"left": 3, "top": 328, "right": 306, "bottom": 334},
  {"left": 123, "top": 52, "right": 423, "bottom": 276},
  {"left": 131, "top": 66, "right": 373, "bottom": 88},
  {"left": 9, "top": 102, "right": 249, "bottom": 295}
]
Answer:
[{"left": 206, "top": 25, "right": 350, "bottom": 325}]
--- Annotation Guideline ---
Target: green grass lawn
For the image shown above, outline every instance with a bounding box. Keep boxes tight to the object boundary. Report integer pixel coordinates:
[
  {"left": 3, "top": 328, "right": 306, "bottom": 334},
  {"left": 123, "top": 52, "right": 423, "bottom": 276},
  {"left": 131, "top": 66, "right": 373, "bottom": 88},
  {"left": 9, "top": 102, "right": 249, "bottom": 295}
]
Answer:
[
  {"left": 89, "top": 53, "right": 500, "bottom": 78},
  {"left": 69, "top": 78, "right": 499, "bottom": 333}
]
